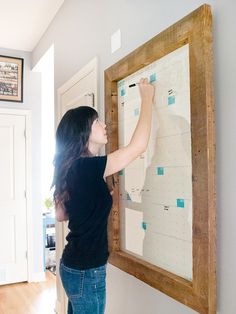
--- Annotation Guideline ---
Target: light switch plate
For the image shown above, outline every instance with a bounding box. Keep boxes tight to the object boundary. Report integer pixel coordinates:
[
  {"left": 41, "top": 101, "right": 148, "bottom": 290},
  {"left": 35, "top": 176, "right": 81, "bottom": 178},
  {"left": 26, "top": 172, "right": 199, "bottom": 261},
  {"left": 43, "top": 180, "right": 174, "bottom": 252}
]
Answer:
[{"left": 111, "top": 29, "right": 121, "bottom": 53}]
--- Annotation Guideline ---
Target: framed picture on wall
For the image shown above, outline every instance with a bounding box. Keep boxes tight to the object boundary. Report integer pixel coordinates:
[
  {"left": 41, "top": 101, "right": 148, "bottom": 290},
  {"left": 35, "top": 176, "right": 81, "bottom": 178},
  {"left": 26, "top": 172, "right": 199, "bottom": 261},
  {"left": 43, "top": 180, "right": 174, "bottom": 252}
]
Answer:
[{"left": 0, "top": 55, "right": 24, "bottom": 102}]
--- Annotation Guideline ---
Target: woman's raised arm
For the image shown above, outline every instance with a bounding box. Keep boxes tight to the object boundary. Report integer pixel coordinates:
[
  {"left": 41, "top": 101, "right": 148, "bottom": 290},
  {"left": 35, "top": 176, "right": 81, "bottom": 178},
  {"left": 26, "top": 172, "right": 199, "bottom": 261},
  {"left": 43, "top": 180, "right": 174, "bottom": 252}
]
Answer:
[{"left": 104, "top": 78, "right": 155, "bottom": 177}]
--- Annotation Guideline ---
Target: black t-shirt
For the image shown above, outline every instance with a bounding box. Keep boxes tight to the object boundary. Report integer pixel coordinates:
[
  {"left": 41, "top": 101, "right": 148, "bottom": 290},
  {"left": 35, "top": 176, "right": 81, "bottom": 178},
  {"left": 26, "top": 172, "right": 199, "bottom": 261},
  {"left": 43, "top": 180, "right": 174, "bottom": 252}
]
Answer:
[{"left": 61, "top": 156, "right": 113, "bottom": 269}]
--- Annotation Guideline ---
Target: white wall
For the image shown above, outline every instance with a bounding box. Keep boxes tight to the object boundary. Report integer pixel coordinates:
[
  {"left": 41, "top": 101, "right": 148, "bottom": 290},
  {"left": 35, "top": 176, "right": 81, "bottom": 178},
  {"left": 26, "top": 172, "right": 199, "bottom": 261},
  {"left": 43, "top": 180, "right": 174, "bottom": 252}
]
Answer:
[
  {"left": 0, "top": 47, "right": 44, "bottom": 277},
  {"left": 32, "top": 0, "right": 236, "bottom": 313}
]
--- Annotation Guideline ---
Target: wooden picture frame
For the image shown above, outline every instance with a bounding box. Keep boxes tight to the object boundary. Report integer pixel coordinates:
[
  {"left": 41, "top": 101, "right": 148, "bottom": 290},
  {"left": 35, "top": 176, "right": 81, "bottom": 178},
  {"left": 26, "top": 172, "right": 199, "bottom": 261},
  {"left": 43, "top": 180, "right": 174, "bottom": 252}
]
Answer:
[
  {"left": 0, "top": 55, "right": 24, "bottom": 102},
  {"left": 105, "top": 4, "right": 215, "bottom": 314}
]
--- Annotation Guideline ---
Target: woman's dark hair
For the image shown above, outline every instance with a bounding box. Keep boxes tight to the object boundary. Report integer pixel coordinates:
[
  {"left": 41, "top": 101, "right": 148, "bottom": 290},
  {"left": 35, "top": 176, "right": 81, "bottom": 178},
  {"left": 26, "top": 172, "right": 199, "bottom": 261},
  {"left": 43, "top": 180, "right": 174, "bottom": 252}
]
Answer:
[{"left": 51, "top": 106, "right": 98, "bottom": 203}]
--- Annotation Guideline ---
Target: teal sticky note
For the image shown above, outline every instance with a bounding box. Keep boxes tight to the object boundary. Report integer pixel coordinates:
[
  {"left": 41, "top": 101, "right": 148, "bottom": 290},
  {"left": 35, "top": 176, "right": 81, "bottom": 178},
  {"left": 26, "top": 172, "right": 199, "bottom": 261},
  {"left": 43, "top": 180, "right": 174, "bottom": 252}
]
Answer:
[
  {"left": 142, "top": 222, "right": 147, "bottom": 230},
  {"left": 177, "top": 199, "right": 185, "bottom": 208},
  {"left": 121, "top": 89, "right": 126, "bottom": 96},
  {"left": 118, "top": 169, "right": 124, "bottom": 176},
  {"left": 168, "top": 95, "right": 175, "bottom": 105},
  {"left": 127, "top": 193, "right": 131, "bottom": 201},
  {"left": 118, "top": 80, "right": 125, "bottom": 88},
  {"left": 149, "top": 73, "right": 157, "bottom": 83},
  {"left": 156, "top": 167, "right": 164, "bottom": 175},
  {"left": 134, "top": 108, "right": 140, "bottom": 116}
]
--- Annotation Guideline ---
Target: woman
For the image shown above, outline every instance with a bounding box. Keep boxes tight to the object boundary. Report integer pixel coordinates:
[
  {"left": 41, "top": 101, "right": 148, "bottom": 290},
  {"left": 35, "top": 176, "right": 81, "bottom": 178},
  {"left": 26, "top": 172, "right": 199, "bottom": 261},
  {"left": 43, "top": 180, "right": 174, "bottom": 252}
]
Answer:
[{"left": 52, "top": 78, "right": 154, "bottom": 313}]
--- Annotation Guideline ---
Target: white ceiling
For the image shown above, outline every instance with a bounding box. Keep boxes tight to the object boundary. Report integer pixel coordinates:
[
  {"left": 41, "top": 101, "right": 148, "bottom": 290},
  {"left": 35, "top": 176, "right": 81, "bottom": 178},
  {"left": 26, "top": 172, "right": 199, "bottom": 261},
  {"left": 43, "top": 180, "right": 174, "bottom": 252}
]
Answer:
[{"left": 0, "top": 0, "right": 64, "bottom": 52}]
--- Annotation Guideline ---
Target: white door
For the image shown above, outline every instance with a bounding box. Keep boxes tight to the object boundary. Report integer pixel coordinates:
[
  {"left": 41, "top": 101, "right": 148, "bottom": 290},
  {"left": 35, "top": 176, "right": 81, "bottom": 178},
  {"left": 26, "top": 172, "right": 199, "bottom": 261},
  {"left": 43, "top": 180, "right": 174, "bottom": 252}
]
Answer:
[
  {"left": 59, "top": 70, "right": 97, "bottom": 116},
  {"left": 56, "top": 57, "right": 97, "bottom": 314},
  {"left": 0, "top": 113, "right": 28, "bottom": 285}
]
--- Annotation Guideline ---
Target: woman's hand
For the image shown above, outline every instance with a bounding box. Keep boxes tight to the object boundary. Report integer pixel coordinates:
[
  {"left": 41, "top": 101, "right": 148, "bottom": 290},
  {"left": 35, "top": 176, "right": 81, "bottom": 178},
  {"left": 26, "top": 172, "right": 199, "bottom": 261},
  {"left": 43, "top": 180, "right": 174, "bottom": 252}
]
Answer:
[
  {"left": 104, "top": 77, "right": 155, "bottom": 178},
  {"left": 138, "top": 78, "right": 155, "bottom": 104}
]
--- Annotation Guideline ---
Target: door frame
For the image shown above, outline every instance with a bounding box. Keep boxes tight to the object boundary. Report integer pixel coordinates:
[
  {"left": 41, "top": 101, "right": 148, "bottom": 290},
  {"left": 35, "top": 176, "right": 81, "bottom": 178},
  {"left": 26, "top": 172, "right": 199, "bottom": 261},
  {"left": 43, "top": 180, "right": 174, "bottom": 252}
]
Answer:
[
  {"left": 0, "top": 108, "right": 33, "bottom": 282},
  {"left": 57, "top": 57, "right": 98, "bottom": 119},
  {"left": 56, "top": 57, "right": 98, "bottom": 313}
]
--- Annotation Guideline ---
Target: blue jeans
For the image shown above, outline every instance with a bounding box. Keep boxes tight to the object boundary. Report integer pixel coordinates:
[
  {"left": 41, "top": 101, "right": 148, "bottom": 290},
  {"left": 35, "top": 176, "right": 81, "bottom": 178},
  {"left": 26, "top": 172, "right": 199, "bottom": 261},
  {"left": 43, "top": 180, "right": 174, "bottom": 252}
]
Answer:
[{"left": 59, "top": 261, "right": 107, "bottom": 314}]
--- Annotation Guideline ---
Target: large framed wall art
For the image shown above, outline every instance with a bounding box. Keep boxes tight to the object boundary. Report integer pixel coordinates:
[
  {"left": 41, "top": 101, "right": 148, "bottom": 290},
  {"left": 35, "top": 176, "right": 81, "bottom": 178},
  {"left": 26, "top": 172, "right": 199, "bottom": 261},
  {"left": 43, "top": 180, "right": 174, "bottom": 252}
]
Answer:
[{"left": 105, "top": 5, "right": 216, "bottom": 314}]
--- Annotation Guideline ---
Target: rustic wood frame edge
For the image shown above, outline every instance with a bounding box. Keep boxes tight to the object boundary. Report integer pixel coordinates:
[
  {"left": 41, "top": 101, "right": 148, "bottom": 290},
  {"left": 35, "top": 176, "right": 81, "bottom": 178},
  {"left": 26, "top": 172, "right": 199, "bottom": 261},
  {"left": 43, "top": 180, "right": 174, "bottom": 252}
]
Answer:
[{"left": 104, "top": 4, "right": 216, "bottom": 314}]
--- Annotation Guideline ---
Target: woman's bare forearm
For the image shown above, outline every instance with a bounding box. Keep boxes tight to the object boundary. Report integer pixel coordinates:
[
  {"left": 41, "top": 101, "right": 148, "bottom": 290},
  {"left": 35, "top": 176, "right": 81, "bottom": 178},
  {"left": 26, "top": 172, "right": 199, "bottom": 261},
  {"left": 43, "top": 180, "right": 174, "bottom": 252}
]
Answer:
[
  {"left": 128, "top": 78, "right": 154, "bottom": 154},
  {"left": 105, "top": 78, "right": 155, "bottom": 177}
]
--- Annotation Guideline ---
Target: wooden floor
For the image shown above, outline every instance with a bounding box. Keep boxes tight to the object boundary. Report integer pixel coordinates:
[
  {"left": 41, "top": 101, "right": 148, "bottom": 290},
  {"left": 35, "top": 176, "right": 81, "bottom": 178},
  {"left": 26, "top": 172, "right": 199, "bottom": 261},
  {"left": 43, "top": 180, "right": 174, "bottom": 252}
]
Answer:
[{"left": 0, "top": 271, "right": 56, "bottom": 314}]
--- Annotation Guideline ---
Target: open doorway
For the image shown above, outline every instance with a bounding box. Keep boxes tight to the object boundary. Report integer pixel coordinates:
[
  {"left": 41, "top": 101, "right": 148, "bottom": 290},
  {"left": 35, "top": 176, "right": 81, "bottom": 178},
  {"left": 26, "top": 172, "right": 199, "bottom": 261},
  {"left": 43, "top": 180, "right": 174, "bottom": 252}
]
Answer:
[{"left": 33, "top": 45, "right": 56, "bottom": 277}]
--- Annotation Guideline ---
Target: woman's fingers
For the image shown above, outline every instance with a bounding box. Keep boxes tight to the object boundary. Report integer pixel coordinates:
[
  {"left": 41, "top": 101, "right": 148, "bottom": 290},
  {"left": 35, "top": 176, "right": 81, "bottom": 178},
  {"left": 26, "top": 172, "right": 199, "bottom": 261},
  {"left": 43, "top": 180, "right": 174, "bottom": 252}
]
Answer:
[
  {"left": 138, "top": 77, "right": 155, "bottom": 103},
  {"left": 139, "top": 77, "right": 149, "bottom": 84}
]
